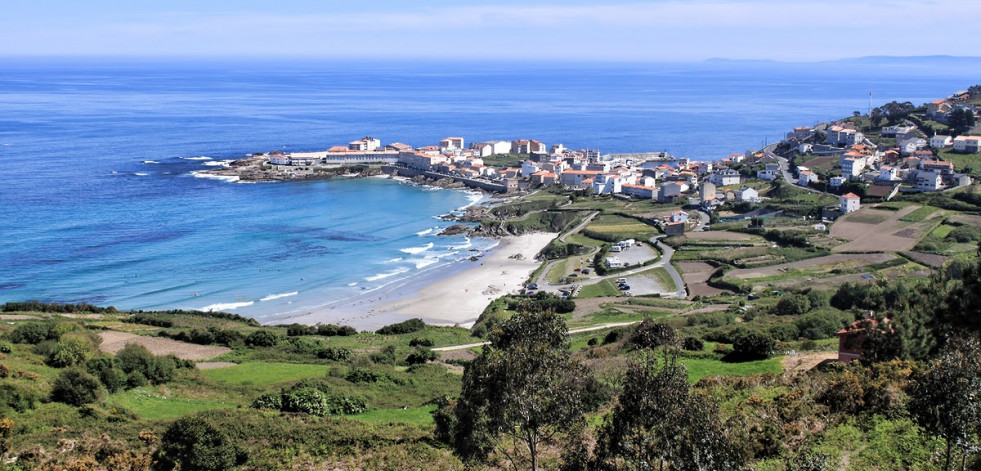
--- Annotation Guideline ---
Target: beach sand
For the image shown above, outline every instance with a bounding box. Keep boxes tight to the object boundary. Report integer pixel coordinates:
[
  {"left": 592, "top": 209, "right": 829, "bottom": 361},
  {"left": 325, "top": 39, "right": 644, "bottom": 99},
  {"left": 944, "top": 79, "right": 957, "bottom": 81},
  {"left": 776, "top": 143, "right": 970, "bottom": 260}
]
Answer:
[{"left": 280, "top": 232, "right": 557, "bottom": 330}]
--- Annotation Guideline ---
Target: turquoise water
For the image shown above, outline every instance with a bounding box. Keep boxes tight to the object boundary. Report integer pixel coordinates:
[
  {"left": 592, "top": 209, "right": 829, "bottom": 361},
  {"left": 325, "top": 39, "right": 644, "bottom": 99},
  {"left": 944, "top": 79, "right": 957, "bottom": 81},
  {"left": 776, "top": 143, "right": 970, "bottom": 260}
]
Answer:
[{"left": 1, "top": 58, "right": 979, "bottom": 322}]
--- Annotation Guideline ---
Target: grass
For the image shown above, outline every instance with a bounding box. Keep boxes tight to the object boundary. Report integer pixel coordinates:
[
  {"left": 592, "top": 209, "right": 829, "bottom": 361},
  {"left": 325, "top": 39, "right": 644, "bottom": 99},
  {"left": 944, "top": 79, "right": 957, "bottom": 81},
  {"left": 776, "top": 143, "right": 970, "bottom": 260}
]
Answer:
[
  {"left": 578, "top": 279, "right": 623, "bottom": 298},
  {"left": 110, "top": 387, "right": 236, "bottom": 420},
  {"left": 899, "top": 205, "right": 940, "bottom": 222},
  {"left": 930, "top": 224, "right": 957, "bottom": 238},
  {"left": 200, "top": 362, "right": 327, "bottom": 385},
  {"left": 936, "top": 147, "right": 980, "bottom": 173},
  {"left": 639, "top": 266, "right": 677, "bottom": 292},
  {"left": 349, "top": 404, "right": 437, "bottom": 426},
  {"left": 681, "top": 356, "right": 783, "bottom": 382}
]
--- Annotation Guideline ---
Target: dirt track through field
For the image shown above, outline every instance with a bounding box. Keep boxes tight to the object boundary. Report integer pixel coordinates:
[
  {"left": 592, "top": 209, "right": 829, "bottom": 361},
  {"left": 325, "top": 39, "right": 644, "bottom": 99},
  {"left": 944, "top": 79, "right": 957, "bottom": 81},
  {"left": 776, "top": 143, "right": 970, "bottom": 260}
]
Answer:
[
  {"left": 726, "top": 253, "right": 896, "bottom": 280},
  {"left": 685, "top": 231, "right": 755, "bottom": 241},
  {"left": 98, "top": 331, "right": 230, "bottom": 361},
  {"left": 677, "top": 261, "right": 725, "bottom": 297}
]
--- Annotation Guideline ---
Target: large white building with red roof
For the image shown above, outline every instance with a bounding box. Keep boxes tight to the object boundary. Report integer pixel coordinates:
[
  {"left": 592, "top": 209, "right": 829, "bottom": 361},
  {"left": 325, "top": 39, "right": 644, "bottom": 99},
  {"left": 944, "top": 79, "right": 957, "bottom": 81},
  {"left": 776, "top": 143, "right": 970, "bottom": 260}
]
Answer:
[{"left": 840, "top": 193, "right": 860, "bottom": 213}]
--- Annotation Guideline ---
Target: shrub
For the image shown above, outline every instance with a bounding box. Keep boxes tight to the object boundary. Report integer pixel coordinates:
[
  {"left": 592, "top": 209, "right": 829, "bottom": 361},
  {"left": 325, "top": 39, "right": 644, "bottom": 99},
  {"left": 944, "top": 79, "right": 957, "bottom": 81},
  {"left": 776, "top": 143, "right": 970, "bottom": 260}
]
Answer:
[
  {"left": 250, "top": 393, "right": 282, "bottom": 410},
  {"left": 8, "top": 322, "right": 52, "bottom": 344},
  {"left": 157, "top": 416, "right": 241, "bottom": 471},
  {"left": 46, "top": 334, "right": 93, "bottom": 367},
  {"left": 405, "top": 347, "right": 437, "bottom": 365},
  {"left": 316, "top": 324, "right": 357, "bottom": 336},
  {"left": 688, "top": 311, "right": 736, "bottom": 328},
  {"left": 682, "top": 336, "right": 704, "bottom": 351},
  {"left": 0, "top": 341, "right": 11, "bottom": 353},
  {"left": 409, "top": 338, "right": 435, "bottom": 347},
  {"left": 629, "top": 319, "right": 677, "bottom": 349},
  {"left": 281, "top": 388, "right": 330, "bottom": 416},
  {"left": 286, "top": 323, "right": 316, "bottom": 336},
  {"left": 325, "top": 394, "right": 367, "bottom": 415},
  {"left": 795, "top": 310, "right": 849, "bottom": 340},
  {"left": 775, "top": 294, "right": 812, "bottom": 316},
  {"left": 768, "top": 323, "right": 801, "bottom": 342},
  {"left": 85, "top": 357, "right": 127, "bottom": 393},
  {"left": 317, "top": 347, "right": 352, "bottom": 361},
  {"left": 245, "top": 330, "right": 279, "bottom": 347},
  {"left": 116, "top": 343, "right": 156, "bottom": 377},
  {"left": 0, "top": 383, "right": 38, "bottom": 413},
  {"left": 370, "top": 345, "right": 397, "bottom": 365},
  {"left": 376, "top": 318, "right": 426, "bottom": 335},
  {"left": 51, "top": 368, "right": 103, "bottom": 406},
  {"left": 346, "top": 368, "right": 382, "bottom": 383},
  {"left": 213, "top": 329, "right": 244, "bottom": 346},
  {"left": 731, "top": 332, "right": 776, "bottom": 361},
  {"left": 127, "top": 370, "right": 148, "bottom": 388}
]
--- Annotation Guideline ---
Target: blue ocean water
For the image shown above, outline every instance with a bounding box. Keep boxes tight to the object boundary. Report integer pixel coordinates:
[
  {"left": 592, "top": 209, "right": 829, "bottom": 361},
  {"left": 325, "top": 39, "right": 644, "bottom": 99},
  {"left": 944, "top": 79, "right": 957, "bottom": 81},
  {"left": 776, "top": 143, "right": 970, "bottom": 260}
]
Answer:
[{"left": 1, "top": 57, "right": 979, "bottom": 322}]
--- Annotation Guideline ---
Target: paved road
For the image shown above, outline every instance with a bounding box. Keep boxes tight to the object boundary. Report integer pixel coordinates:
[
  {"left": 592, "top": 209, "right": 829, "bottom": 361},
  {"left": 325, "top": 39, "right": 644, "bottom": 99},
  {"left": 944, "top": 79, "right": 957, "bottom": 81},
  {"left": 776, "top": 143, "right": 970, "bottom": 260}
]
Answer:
[
  {"left": 765, "top": 143, "right": 824, "bottom": 195},
  {"left": 558, "top": 211, "right": 599, "bottom": 243},
  {"left": 432, "top": 321, "right": 641, "bottom": 352}
]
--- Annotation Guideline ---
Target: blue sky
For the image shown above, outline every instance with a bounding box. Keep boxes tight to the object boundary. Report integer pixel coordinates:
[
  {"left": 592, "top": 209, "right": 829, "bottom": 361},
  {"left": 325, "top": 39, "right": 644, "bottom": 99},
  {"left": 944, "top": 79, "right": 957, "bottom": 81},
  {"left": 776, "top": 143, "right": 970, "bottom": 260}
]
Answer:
[{"left": 2, "top": 1, "right": 979, "bottom": 61}]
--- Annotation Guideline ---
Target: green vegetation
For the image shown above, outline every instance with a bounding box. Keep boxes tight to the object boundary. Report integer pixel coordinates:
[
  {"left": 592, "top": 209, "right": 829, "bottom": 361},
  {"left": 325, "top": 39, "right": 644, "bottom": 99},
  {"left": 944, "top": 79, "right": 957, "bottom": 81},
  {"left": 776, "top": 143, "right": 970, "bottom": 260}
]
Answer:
[
  {"left": 578, "top": 279, "right": 622, "bottom": 298},
  {"left": 201, "top": 362, "right": 327, "bottom": 385}
]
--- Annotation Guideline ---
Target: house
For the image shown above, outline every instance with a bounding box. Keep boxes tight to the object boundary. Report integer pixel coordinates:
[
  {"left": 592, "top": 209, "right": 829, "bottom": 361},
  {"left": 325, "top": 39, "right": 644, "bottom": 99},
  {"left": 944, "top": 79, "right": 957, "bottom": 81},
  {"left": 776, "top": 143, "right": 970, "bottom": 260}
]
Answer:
[
  {"left": 920, "top": 159, "right": 955, "bottom": 175},
  {"left": 881, "top": 125, "right": 916, "bottom": 137},
  {"left": 605, "top": 256, "right": 626, "bottom": 268},
  {"left": 735, "top": 186, "right": 759, "bottom": 202},
  {"left": 664, "top": 222, "right": 686, "bottom": 237},
  {"left": 348, "top": 137, "right": 381, "bottom": 152},
  {"left": 798, "top": 170, "right": 818, "bottom": 186},
  {"left": 897, "top": 138, "right": 927, "bottom": 155},
  {"left": 521, "top": 161, "right": 541, "bottom": 177},
  {"left": 929, "top": 135, "right": 953, "bottom": 148},
  {"left": 670, "top": 211, "right": 689, "bottom": 223},
  {"left": 530, "top": 170, "right": 557, "bottom": 185},
  {"left": 840, "top": 193, "right": 860, "bottom": 213},
  {"left": 269, "top": 155, "right": 291, "bottom": 165},
  {"left": 398, "top": 151, "right": 446, "bottom": 170},
  {"left": 916, "top": 171, "right": 943, "bottom": 191},
  {"left": 658, "top": 182, "right": 688, "bottom": 203},
  {"left": 592, "top": 174, "right": 623, "bottom": 195},
  {"left": 791, "top": 126, "right": 814, "bottom": 140},
  {"left": 757, "top": 163, "right": 781, "bottom": 180},
  {"left": 621, "top": 184, "right": 656, "bottom": 199},
  {"left": 559, "top": 170, "right": 602, "bottom": 187},
  {"left": 840, "top": 156, "right": 866, "bottom": 179},
  {"left": 826, "top": 125, "right": 865, "bottom": 146},
  {"left": 877, "top": 165, "right": 899, "bottom": 182},
  {"left": 439, "top": 137, "right": 464, "bottom": 151},
  {"left": 829, "top": 176, "right": 846, "bottom": 189},
  {"left": 709, "top": 168, "right": 741, "bottom": 186},
  {"left": 385, "top": 142, "right": 413, "bottom": 152},
  {"left": 699, "top": 182, "right": 716, "bottom": 202},
  {"left": 511, "top": 139, "right": 547, "bottom": 155},
  {"left": 952, "top": 135, "right": 981, "bottom": 153},
  {"left": 926, "top": 99, "right": 952, "bottom": 120}
]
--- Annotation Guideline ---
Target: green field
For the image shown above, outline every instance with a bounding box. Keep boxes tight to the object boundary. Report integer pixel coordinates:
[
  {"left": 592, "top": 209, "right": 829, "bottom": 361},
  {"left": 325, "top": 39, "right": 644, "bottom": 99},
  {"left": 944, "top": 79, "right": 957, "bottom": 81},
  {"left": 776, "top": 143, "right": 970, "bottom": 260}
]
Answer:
[
  {"left": 109, "top": 388, "right": 236, "bottom": 420},
  {"left": 681, "top": 356, "right": 784, "bottom": 382},
  {"left": 930, "top": 224, "right": 957, "bottom": 238},
  {"left": 899, "top": 205, "right": 940, "bottom": 222},
  {"left": 201, "top": 362, "right": 327, "bottom": 385},
  {"left": 349, "top": 405, "right": 438, "bottom": 426},
  {"left": 936, "top": 147, "right": 980, "bottom": 173},
  {"left": 578, "top": 279, "right": 622, "bottom": 298}
]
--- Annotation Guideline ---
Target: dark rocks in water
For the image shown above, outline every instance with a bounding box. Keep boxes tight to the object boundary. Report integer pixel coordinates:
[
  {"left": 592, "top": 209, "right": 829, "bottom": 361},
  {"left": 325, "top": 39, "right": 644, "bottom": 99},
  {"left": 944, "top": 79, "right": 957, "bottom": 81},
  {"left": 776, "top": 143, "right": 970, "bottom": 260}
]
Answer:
[{"left": 439, "top": 225, "right": 471, "bottom": 236}]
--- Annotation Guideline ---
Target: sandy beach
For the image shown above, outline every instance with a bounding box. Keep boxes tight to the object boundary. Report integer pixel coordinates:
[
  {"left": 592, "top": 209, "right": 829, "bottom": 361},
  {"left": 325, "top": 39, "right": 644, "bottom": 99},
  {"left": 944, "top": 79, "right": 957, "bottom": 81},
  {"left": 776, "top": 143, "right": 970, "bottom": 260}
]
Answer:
[{"left": 279, "top": 232, "right": 558, "bottom": 330}]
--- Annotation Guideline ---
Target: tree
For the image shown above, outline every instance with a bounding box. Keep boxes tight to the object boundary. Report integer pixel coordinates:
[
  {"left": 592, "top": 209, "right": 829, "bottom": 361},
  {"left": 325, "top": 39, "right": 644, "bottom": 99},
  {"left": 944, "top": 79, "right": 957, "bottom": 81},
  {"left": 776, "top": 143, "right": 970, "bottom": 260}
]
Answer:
[
  {"left": 245, "top": 329, "right": 279, "bottom": 347},
  {"left": 629, "top": 319, "right": 677, "bottom": 349},
  {"left": 908, "top": 336, "right": 981, "bottom": 471},
  {"left": 947, "top": 108, "right": 976, "bottom": 136},
  {"left": 453, "top": 311, "right": 590, "bottom": 471},
  {"left": 156, "top": 416, "right": 241, "bottom": 471},
  {"left": 50, "top": 368, "right": 103, "bottom": 406},
  {"left": 731, "top": 332, "right": 776, "bottom": 361},
  {"left": 592, "top": 352, "right": 743, "bottom": 470},
  {"left": 775, "top": 294, "right": 811, "bottom": 316}
]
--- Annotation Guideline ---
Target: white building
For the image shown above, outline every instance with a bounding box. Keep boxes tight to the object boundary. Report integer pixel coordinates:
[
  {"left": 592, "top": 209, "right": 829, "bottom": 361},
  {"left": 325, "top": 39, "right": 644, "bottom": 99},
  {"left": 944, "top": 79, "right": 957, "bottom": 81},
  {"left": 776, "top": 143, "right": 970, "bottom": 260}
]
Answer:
[
  {"left": 829, "top": 176, "right": 847, "bottom": 188},
  {"left": 916, "top": 171, "right": 943, "bottom": 191},
  {"left": 736, "top": 186, "right": 759, "bottom": 202},
  {"left": 757, "top": 163, "right": 781, "bottom": 181},
  {"left": 798, "top": 170, "right": 818, "bottom": 186},
  {"left": 349, "top": 137, "right": 381, "bottom": 152},
  {"left": 826, "top": 126, "right": 865, "bottom": 146},
  {"left": 930, "top": 135, "right": 953, "bottom": 148},
  {"left": 841, "top": 157, "right": 866, "bottom": 179},
  {"left": 709, "top": 168, "right": 741, "bottom": 186},
  {"left": 877, "top": 166, "right": 899, "bottom": 182},
  {"left": 953, "top": 135, "right": 981, "bottom": 153},
  {"left": 840, "top": 193, "right": 861, "bottom": 213},
  {"left": 439, "top": 137, "right": 464, "bottom": 151}
]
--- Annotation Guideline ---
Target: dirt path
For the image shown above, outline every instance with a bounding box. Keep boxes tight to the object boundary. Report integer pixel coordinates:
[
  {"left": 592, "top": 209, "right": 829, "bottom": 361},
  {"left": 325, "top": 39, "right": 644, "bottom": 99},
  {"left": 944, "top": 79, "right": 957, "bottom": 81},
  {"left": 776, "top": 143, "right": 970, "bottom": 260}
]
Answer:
[
  {"left": 726, "top": 253, "right": 895, "bottom": 280},
  {"left": 782, "top": 351, "right": 837, "bottom": 373},
  {"left": 831, "top": 205, "right": 929, "bottom": 252},
  {"left": 98, "top": 331, "right": 230, "bottom": 361}
]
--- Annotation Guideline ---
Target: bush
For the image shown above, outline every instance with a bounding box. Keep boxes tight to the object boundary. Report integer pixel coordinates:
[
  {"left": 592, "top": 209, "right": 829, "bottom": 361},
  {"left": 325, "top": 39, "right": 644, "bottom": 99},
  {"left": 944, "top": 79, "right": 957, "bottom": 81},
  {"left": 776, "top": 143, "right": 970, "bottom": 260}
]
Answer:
[
  {"left": 157, "top": 416, "right": 242, "bottom": 471},
  {"left": 245, "top": 330, "right": 279, "bottom": 347},
  {"left": 682, "top": 336, "right": 704, "bottom": 351},
  {"left": 688, "top": 311, "right": 736, "bottom": 328},
  {"left": 409, "top": 338, "right": 435, "bottom": 347},
  {"left": 370, "top": 345, "right": 397, "bottom": 365},
  {"left": 0, "top": 383, "right": 38, "bottom": 413},
  {"left": 0, "top": 341, "right": 11, "bottom": 353},
  {"left": 286, "top": 323, "right": 316, "bottom": 336},
  {"left": 281, "top": 388, "right": 330, "bottom": 416},
  {"left": 250, "top": 393, "right": 282, "bottom": 410},
  {"left": 376, "top": 318, "right": 426, "bottom": 335},
  {"left": 316, "top": 324, "right": 358, "bottom": 336},
  {"left": 730, "top": 332, "right": 776, "bottom": 361},
  {"left": 768, "top": 323, "right": 801, "bottom": 342},
  {"left": 213, "top": 329, "right": 244, "bottom": 346},
  {"left": 629, "top": 319, "right": 677, "bottom": 349},
  {"left": 46, "top": 334, "right": 92, "bottom": 368},
  {"left": 775, "top": 294, "right": 812, "bottom": 316},
  {"left": 317, "top": 347, "right": 352, "bottom": 361},
  {"left": 116, "top": 343, "right": 156, "bottom": 377},
  {"left": 85, "top": 357, "right": 127, "bottom": 393},
  {"left": 795, "top": 310, "right": 849, "bottom": 340},
  {"left": 127, "top": 370, "right": 148, "bottom": 388},
  {"left": 51, "top": 368, "right": 103, "bottom": 406},
  {"left": 8, "top": 322, "right": 52, "bottom": 344},
  {"left": 405, "top": 347, "right": 437, "bottom": 365},
  {"left": 346, "top": 368, "right": 382, "bottom": 383}
]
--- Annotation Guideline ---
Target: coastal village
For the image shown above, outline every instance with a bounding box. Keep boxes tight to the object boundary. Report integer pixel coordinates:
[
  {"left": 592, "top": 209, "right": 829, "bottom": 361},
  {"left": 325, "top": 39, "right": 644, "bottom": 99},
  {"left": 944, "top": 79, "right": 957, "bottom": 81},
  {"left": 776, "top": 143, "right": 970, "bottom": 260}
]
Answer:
[{"left": 4, "top": 87, "right": 981, "bottom": 470}]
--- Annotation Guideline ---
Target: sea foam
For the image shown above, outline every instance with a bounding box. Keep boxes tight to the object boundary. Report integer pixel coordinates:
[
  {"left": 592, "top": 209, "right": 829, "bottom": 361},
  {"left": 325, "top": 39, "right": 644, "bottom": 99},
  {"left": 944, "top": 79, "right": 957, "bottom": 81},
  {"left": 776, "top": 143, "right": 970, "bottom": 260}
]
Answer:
[
  {"left": 415, "top": 227, "right": 434, "bottom": 236},
  {"left": 201, "top": 301, "right": 254, "bottom": 311},
  {"left": 180, "top": 156, "right": 213, "bottom": 161},
  {"left": 259, "top": 291, "right": 298, "bottom": 302},
  {"left": 399, "top": 242, "right": 433, "bottom": 254},
  {"left": 365, "top": 267, "right": 410, "bottom": 282}
]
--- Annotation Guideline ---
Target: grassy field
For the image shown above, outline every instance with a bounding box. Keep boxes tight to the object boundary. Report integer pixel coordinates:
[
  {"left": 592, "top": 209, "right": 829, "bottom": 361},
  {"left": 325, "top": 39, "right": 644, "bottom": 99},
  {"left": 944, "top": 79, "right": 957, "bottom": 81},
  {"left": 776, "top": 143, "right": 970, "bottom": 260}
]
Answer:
[
  {"left": 586, "top": 214, "right": 660, "bottom": 239},
  {"left": 930, "top": 224, "right": 957, "bottom": 238},
  {"left": 578, "top": 279, "right": 623, "bottom": 298},
  {"left": 936, "top": 147, "right": 980, "bottom": 173},
  {"left": 642, "top": 266, "right": 677, "bottom": 292},
  {"left": 681, "top": 356, "right": 784, "bottom": 382},
  {"left": 201, "top": 362, "right": 328, "bottom": 385},
  {"left": 898, "top": 205, "right": 940, "bottom": 222},
  {"left": 349, "top": 404, "right": 438, "bottom": 426},
  {"left": 109, "top": 388, "right": 236, "bottom": 420}
]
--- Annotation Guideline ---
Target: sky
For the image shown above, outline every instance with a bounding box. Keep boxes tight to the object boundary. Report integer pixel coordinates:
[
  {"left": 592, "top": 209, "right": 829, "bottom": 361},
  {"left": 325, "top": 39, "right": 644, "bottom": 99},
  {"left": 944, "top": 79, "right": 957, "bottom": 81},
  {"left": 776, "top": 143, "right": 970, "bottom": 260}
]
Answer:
[{"left": 2, "top": 0, "right": 980, "bottom": 62}]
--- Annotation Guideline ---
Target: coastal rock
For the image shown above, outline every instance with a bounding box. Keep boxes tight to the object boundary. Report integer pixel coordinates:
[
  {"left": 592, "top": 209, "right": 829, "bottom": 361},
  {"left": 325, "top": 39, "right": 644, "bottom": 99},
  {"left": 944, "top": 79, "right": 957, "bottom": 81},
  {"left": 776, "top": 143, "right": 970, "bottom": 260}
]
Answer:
[{"left": 438, "top": 225, "right": 472, "bottom": 236}]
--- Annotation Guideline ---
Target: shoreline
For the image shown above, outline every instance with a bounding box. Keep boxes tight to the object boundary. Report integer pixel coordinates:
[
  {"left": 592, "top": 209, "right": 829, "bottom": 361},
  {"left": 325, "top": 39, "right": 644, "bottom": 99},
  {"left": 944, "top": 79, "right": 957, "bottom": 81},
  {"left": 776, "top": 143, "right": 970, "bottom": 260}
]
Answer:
[{"left": 273, "top": 232, "right": 557, "bottom": 330}]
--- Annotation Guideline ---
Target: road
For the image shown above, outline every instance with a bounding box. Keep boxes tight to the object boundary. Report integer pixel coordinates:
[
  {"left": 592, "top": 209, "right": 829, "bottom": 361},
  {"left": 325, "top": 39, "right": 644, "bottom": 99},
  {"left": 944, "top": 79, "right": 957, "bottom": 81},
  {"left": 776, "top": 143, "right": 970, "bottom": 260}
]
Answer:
[
  {"left": 764, "top": 143, "right": 824, "bottom": 195},
  {"left": 432, "top": 321, "right": 641, "bottom": 352}
]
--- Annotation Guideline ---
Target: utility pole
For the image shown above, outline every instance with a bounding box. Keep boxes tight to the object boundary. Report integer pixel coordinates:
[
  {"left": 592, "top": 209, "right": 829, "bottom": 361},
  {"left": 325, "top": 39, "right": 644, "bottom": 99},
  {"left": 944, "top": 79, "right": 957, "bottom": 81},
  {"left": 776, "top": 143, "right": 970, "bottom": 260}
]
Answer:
[{"left": 868, "top": 90, "right": 873, "bottom": 116}]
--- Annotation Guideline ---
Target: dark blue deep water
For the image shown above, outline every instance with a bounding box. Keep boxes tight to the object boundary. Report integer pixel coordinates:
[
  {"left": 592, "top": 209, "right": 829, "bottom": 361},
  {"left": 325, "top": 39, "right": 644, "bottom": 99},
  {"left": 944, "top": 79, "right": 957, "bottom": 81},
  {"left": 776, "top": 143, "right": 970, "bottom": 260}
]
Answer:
[{"left": 1, "top": 58, "right": 978, "bottom": 322}]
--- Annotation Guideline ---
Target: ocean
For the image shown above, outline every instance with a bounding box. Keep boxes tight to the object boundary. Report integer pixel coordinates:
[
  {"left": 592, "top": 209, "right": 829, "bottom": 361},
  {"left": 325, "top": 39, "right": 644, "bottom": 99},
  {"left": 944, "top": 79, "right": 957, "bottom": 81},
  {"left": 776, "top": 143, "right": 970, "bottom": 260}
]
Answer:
[{"left": 2, "top": 57, "right": 979, "bottom": 323}]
